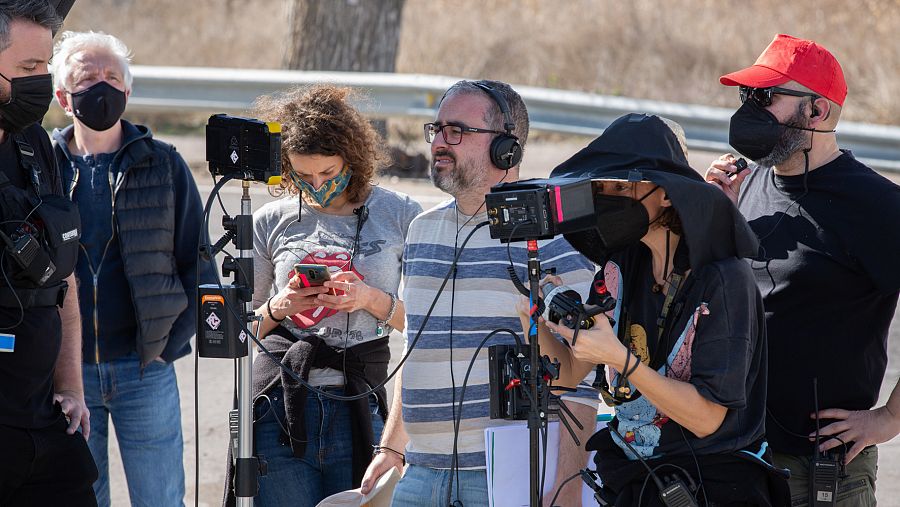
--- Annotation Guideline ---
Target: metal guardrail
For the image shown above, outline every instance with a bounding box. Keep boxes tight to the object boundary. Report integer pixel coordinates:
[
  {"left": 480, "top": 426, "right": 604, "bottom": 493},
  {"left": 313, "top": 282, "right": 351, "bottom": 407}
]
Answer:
[{"left": 129, "top": 65, "right": 900, "bottom": 172}]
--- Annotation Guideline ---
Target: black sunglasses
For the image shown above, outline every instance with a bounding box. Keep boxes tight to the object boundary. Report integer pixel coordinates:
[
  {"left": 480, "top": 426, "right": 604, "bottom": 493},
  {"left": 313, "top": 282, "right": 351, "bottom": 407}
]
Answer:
[
  {"left": 424, "top": 122, "right": 505, "bottom": 145},
  {"left": 739, "top": 85, "right": 820, "bottom": 107}
]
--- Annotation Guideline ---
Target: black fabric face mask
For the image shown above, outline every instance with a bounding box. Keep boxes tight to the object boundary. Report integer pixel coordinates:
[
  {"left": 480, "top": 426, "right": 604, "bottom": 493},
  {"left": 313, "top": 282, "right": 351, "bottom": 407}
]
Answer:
[
  {"left": 592, "top": 193, "right": 652, "bottom": 254},
  {"left": 727, "top": 99, "right": 786, "bottom": 161},
  {"left": 70, "top": 81, "right": 127, "bottom": 132},
  {"left": 0, "top": 72, "right": 53, "bottom": 133}
]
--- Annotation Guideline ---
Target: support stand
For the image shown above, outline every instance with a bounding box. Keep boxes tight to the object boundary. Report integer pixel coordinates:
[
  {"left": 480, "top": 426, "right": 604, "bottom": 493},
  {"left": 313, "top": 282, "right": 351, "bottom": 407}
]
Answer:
[
  {"left": 526, "top": 239, "right": 543, "bottom": 507},
  {"left": 230, "top": 181, "right": 261, "bottom": 506},
  {"left": 200, "top": 181, "right": 266, "bottom": 505}
]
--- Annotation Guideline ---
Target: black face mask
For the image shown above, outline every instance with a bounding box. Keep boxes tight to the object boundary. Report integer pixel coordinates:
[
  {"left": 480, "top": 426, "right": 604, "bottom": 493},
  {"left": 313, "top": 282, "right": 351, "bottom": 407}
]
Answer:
[
  {"left": 727, "top": 99, "right": 786, "bottom": 161},
  {"left": 0, "top": 72, "right": 53, "bottom": 133},
  {"left": 69, "top": 81, "right": 127, "bottom": 132},
  {"left": 592, "top": 191, "right": 654, "bottom": 254},
  {"left": 728, "top": 99, "right": 835, "bottom": 163}
]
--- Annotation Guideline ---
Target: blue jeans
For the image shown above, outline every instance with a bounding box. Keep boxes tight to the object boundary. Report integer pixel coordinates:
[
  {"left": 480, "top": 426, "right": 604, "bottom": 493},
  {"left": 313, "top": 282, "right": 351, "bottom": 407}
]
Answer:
[
  {"left": 254, "top": 385, "right": 384, "bottom": 506},
  {"left": 392, "top": 464, "right": 489, "bottom": 506},
  {"left": 82, "top": 353, "right": 185, "bottom": 507}
]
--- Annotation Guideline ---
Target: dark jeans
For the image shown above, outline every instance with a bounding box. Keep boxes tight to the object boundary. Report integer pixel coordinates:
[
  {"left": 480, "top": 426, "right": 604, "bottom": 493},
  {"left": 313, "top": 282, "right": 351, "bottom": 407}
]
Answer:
[
  {"left": 253, "top": 385, "right": 384, "bottom": 507},
  {"left": 0, "top": 411, "right": 99, "bottom": 506}
]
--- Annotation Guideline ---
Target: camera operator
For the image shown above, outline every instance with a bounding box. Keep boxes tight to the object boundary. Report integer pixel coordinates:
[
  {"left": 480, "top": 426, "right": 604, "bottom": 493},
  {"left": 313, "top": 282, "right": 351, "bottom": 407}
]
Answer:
[
  {"left": 523, "top": 114, "right": 789, "bottom": 505},
  {"left": 706, "top": 34, "right": 900, "bottom": 505},
  {"left": 361, "top": 79, "right": 598, "bottom": 506},
  {"left": 50, "top": 30, "right": 213, "bottom": 506},
  {"left": 0, "top": 1, "right": 97, "bottom": 505}
]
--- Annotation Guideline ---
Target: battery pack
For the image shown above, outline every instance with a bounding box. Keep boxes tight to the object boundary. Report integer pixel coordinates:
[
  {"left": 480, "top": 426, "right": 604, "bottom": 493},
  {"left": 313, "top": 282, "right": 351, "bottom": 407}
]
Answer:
[{"left": 198, "top": 284, "right": 248, "bottom": 358}]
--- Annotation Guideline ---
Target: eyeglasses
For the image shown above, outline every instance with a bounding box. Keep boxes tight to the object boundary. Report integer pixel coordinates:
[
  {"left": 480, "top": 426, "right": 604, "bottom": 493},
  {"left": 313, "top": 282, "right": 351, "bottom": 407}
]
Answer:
[
  {"left": 424, "top": 122, "right": 505, "bottom": 145},
  {"left": 739, "top": 86, "right": 820, "bottom": 107}
]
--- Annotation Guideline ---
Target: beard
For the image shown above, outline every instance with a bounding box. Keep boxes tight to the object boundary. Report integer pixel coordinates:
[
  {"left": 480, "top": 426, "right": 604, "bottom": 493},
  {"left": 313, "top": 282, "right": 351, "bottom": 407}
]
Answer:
[
  {"left": 754, "top": 106, "right": 811, "bottom": 168},
  {"left": 430, "top": 149, "right": 488, "bottom": 196}
]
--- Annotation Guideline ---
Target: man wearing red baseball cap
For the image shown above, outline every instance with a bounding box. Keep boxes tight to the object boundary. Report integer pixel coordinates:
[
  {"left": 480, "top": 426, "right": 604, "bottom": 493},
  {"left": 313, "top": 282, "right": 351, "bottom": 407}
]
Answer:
[{"left": 706, "top": 34, "right": 900, "bottom": 506}]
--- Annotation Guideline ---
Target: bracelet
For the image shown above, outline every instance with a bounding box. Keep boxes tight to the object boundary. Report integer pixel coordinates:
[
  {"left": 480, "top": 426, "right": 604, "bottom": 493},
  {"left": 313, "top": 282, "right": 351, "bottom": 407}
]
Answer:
[
  {"left": 266, "top": 297, "right": 285, "bottom": 323},
  {"left": 375, "top": 292, "right": 398, "bottom": 337},
  {"left": 616, "top": 348, "right": 641, "bottom": 397},
  {"left": 372, "top": 444, "right": 405, "bottom": 465}
]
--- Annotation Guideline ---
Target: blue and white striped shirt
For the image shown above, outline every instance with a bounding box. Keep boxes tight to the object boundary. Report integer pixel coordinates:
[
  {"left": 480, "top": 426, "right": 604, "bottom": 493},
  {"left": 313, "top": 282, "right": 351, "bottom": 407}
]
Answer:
[{"left": 400, "top": 200, "right": 596, "bottom": 469}]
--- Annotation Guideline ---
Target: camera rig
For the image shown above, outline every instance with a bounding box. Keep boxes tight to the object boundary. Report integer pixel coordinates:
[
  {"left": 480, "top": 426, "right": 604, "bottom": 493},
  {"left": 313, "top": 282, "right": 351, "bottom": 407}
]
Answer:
[
  {"left": 485, "top": 176, "right": 624, "bottom": 506},
  {"left": 485, "top": 177, "right": 596, "bottom": 242},
  {"left": 206, "top": 114, "right": 282, "bottom": 185},
  {"left": 198, "top": 115, "right": 282, "bottom": 506}
]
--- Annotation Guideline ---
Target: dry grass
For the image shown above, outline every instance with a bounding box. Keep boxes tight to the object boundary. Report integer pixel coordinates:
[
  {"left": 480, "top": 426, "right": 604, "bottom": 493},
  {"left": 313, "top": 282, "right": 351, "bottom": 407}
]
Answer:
[{"left": 60, "top": 0, "right": 900, "bottom": 124}]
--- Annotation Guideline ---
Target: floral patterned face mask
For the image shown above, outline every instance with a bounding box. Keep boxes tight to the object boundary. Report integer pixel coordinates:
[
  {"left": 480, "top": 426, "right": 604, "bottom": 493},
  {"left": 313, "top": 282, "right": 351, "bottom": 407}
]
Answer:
[{"left": 290, "top": 164, "right": 353, "bottom": 207}]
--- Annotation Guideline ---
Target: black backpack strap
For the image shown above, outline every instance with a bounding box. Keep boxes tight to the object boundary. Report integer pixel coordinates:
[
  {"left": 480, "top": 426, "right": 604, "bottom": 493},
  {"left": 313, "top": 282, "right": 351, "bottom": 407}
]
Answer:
[{"left": 13, "top": 132, "right": 45, "bottom": 195}]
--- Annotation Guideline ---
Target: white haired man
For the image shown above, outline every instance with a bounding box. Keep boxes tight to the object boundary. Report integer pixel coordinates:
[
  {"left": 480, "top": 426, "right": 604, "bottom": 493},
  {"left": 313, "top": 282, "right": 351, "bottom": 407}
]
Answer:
[{"left": 51, "top": 30, "right": 213, "bottom": 506}]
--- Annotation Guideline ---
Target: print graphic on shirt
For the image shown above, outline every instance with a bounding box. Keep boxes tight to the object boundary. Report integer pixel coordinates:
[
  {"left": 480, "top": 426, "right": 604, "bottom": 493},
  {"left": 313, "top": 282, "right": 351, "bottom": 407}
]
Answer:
[
  {"left": 314, "top": 229, "right": 387, "bottom": 258},
  {"left": 288, "top": 249, "right": 364, "bottom": 329},
  {"left": 613, "top": 302, "right": 709, "bottom": 459}
]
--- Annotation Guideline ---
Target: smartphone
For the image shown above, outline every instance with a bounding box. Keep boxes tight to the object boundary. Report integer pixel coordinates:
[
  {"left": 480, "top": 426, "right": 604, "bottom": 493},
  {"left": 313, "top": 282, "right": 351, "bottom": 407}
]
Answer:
[{"left": 292, "top": 263, "right": 336, "bottom": 295}]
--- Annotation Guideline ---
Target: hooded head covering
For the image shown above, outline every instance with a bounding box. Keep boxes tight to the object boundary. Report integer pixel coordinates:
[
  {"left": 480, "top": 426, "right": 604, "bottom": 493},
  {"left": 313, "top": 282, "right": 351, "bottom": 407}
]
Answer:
[{"left": 550, "top": 113, "right": 758, "bottom": 269}]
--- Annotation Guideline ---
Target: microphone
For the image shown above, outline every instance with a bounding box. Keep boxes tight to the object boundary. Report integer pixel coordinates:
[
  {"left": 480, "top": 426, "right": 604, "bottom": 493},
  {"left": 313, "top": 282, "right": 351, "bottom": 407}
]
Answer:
[{"left": 353, "top": 205, "right": 369, "bottom": 225}]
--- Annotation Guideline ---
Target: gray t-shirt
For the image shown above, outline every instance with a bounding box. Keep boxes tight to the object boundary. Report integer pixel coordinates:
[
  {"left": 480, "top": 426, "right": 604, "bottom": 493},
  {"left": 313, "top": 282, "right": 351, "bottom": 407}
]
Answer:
[{"left": 253, "top": 186, "right": 422, "bottom": 386}]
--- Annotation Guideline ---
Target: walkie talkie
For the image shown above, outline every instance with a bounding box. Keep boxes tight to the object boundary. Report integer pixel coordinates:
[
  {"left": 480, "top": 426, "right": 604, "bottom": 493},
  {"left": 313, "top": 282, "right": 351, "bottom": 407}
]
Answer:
[{"left": 810, "top": 378, "right": 838, "bottom": 506}]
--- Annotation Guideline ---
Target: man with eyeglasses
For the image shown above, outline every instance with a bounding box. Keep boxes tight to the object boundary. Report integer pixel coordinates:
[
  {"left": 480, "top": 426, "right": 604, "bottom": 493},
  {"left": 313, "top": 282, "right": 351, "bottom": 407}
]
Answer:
[
  {"left": 706, "top": 34, "right": 900, "bottom": 506},
  {"left": 361, "top": 79, "right": 598, "bottom": 506}
]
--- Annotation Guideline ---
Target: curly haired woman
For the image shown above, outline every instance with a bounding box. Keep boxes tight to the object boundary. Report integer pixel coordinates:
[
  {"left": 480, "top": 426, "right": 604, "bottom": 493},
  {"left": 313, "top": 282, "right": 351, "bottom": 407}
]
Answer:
[{"left": 242, "top": 85, "right": 422, "bottom": 506}]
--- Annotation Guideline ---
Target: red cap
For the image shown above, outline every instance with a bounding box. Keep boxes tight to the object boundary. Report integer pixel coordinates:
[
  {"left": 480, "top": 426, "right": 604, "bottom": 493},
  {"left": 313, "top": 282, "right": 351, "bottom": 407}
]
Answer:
[{"left": 720, "top": 34, "right": 847, "bottom": 106}]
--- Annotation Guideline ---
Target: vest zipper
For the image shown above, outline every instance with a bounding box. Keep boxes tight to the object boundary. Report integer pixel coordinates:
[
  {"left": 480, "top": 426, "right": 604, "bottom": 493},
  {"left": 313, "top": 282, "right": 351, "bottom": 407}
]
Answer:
[{"left": 79, "top": 162, "right": 119, "bottom": 363}]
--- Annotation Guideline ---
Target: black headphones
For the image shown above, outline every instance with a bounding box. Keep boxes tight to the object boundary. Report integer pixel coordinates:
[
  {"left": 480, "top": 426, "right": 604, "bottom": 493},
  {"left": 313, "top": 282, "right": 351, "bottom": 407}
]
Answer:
[{"left": 473, "top": 82, "right": 523, "bottom": 170}]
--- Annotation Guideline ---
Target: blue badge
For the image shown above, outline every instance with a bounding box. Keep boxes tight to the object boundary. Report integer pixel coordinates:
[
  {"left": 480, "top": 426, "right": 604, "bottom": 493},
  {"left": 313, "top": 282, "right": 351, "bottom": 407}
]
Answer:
[{"left": 0, "top": 333, "right": 14, "bottom": 353}]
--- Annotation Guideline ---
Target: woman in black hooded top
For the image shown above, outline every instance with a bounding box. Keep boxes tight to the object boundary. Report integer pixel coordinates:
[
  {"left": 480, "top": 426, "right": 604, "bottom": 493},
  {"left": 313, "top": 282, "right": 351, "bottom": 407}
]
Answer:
[{"left": 518, "top": 114, "right": 788, "bottom": 506}]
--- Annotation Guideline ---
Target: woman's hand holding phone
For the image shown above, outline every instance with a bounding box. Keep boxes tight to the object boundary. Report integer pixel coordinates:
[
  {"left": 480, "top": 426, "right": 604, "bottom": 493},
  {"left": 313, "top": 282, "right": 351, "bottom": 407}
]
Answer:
[
  {"left": 317, "top": 271, "right": 373, "bottom": 313},
  {"left": 267, "top": 273, "right": 331, "bottom": 321}
]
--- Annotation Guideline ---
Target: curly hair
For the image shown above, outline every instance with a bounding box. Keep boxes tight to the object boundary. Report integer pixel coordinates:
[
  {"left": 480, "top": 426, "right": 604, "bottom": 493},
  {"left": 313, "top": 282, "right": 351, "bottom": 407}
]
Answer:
[{"left": 253, "top": 85, "right": 388, "bottom": 204}]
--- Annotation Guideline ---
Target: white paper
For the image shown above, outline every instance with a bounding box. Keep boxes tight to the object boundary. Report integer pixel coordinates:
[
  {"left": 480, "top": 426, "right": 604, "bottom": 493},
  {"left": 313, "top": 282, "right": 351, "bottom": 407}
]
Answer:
[
  {"left": 315, "top": 467, "right": 400, "bottom": 507},
  {"left": 485, "top": 421, "right": 606, "bottom": 507}
]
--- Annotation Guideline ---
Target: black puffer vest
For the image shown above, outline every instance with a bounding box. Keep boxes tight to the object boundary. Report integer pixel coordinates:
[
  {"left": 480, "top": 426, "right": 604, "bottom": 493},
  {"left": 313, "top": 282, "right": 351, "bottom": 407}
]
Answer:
[{"left": 56, "top": 124, "right": 188, "bottom": 366}]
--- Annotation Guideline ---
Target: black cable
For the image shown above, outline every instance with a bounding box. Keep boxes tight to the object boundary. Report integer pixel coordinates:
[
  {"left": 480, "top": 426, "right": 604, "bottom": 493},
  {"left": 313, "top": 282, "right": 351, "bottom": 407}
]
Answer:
[
  {"left": 547, "top": 470, "right": 584, "bottom": 507},
  {"left": 198, "top": 176, "right": 491, "bottom": 402},
  {"left": 540, "top": 421, "right": 549, "bottom": 505},
  {"left": 446, "top": 328, "right": 524, "bottom": 507},
  {"left": 608, "top": 425, "right": 666, "bottom": 491},
  {"left": 200, "top": 180, "right": 503, "bottom": 505},
  {"left": 678, "top": 425, "right": 708, "bottom": 507},
  {"left": 193, "top": 173, "right": 232, "bottom": 507},
  {"left": 0, "top": 252, "right": 24, "bottom": 330},
  {"left": 765, "top": 406, "right": 848, "bottom": 456}
]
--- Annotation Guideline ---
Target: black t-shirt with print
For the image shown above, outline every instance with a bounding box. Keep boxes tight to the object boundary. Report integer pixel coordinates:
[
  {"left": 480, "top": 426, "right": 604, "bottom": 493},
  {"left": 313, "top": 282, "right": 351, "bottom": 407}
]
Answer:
[
  {"left": 738, "top": 152, "right": 900, "bottom": 456},
  {"left": 586, "top": 243, "right": 768, "bottom": 460},
  {"left": 0, "top": 123, "right": 65, "bottom": 429}
]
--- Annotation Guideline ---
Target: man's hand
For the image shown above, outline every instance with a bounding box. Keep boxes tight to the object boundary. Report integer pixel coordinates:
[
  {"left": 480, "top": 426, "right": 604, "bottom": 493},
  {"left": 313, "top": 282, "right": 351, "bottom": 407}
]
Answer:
[
  {"left": 705, "top": 153, "right": 751, "bottom": 205},
  {"left": 360, "top": 451, "right": 403, "bottom": 495},
  {"left": 812, "top": 405, "right": 900, "bottom": 463},
  {"left": 54, "top": 389, "right": 90, "bottom": 440}
]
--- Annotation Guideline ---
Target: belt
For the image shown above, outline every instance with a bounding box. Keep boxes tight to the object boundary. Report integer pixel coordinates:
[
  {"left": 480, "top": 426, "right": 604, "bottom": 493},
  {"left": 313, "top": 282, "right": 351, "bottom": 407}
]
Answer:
[{"left": 0, "top": 281, "right": 68, "bottom": 308}]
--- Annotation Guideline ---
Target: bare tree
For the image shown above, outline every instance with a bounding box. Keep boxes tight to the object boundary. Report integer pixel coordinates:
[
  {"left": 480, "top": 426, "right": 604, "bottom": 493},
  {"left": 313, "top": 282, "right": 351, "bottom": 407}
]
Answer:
[{"left": 283, "top": 0, "right": 406, "bottom": 72}]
